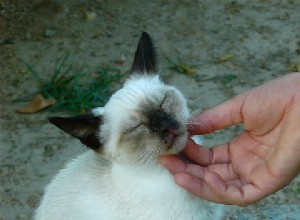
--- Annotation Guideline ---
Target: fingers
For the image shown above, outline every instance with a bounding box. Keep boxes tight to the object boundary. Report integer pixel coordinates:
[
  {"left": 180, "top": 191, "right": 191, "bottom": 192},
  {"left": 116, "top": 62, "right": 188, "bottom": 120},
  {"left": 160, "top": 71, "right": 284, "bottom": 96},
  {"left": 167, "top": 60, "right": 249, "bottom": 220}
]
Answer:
[
  {"left": 202, "top": 172, "right": 246, "bottom": 205},
  {"left": 182, "top": 139, "right": 211, "bottom": 165},
  {"left": 160, "top": 154, "right": 238, "bottom": 182},
  {"left": 205, "top": 172, "right": 266, "bottom": 206},
  {"left": 160, "top": 155, "right": 205, "bottom": 179},
  {"left": 189, "top": 93, "right": 248, "bottom": 135},
  {"left": 174, "top": 172, "right": 222, "bottom": 203},
  {"left": 207, "top": 163, "right": 239, "bottom": 181},
  {"left": 159, "top": 155, "right": 186, "bottom": 174},
  {"left": 160, "top": 155, "right": 264, "bottom": 205},
  {"left": 175, "top": 171, "right": 261, "bottom": 206},
  {"left": 183, "top": 139, "right": 231, "bottom": 165},
  {"left": 174, "top": 172, "right": 237, "bottom": 204}
]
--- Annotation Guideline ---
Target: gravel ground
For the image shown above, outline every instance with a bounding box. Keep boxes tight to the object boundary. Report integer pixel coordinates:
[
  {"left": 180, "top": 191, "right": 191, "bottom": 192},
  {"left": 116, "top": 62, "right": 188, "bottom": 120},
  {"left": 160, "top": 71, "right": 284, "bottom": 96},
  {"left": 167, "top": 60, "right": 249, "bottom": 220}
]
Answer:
[{"left": 1, "top": 0, "right": 299, "bottom": 219}]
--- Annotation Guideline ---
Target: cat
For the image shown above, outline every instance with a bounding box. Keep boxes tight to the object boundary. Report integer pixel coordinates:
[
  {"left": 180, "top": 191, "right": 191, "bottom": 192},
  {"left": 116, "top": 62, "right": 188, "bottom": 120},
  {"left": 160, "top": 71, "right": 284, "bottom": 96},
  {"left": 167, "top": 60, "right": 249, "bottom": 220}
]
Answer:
[{"left": 34, "top": 32, "right": 224, "bottom": 220}]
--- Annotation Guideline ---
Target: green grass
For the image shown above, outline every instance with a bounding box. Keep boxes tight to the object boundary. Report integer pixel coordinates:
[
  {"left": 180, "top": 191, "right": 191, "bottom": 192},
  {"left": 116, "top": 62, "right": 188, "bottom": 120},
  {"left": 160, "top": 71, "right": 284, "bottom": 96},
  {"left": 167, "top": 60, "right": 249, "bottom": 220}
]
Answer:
[
  {"left": 222, "top": 73, "right": 237, "bottom": 84},
  {"left": 25, "top": 53, "right": 123, "bottom": 113},
  {"left": 296, "top": 183, "right": 300, "bottom": 193},
  {"left": 167, "top": 57, "right": 197, "bottom": 76}
]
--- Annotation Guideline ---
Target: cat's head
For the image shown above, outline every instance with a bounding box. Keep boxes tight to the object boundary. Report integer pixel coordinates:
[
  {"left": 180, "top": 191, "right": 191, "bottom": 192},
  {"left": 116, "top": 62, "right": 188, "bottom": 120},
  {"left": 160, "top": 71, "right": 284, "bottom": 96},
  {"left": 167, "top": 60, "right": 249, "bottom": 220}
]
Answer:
[{"left": 49, "top": 32, "right": 189, "bottom": 164}]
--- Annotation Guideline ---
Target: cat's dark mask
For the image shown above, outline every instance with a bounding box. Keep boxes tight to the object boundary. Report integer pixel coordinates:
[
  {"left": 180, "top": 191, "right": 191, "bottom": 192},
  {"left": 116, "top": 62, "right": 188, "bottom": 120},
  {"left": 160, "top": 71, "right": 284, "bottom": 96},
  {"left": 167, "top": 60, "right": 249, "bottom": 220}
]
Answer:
[{"left": 49, "top": 32, "right": 158, "bottom": 150}]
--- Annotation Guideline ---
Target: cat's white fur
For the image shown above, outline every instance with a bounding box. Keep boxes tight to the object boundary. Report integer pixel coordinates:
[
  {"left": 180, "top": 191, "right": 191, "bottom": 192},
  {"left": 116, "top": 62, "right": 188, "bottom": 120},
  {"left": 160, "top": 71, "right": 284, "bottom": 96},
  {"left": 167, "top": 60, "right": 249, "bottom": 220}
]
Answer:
[
  {"left": 35, "top": 74, "right": 223, "bottom": 220},
  {"left": 100, "top": 75, "right": 189, "bottom": 162}
]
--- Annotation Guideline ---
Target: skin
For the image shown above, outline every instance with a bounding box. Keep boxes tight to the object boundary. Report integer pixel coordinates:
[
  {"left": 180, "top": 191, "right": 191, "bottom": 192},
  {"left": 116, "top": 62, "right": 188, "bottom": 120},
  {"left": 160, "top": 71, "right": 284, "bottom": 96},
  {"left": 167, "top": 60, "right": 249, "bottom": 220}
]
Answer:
[{"left": 160, "top": 72, "right": 300, "bottom": 206}]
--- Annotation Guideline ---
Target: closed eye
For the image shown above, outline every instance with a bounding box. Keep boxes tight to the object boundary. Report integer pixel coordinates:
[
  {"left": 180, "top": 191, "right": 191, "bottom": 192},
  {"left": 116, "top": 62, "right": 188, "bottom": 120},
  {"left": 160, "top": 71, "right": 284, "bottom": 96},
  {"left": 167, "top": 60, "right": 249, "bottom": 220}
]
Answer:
[
  {"left": 125, "top": 123, "right": 144, "bottom": 133},
  {"left": 160, "top": 95, "right": 167, "bottom": 109}
]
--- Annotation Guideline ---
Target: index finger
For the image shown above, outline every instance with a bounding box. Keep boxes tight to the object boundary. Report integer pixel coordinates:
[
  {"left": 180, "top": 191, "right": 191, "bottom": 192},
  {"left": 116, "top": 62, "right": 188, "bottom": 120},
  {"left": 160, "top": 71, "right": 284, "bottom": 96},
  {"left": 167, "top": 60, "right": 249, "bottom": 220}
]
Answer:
[
  {"left": 184, "top": 138, "right": 231, "bottom": 165},
  {"left": 188, "top": 92, "right": 248, "bottom": 135}
]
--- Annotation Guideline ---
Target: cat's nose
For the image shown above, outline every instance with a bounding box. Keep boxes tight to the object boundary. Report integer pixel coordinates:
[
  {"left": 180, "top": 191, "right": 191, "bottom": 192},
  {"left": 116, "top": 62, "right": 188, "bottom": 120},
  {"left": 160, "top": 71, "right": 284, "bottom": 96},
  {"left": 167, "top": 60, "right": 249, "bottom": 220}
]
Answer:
[
  {"left": 163, "top": 128, "right": 180, "bottom": 148},
  {"left": 147, "top": 109, "right": 180, "bottom": 146}
]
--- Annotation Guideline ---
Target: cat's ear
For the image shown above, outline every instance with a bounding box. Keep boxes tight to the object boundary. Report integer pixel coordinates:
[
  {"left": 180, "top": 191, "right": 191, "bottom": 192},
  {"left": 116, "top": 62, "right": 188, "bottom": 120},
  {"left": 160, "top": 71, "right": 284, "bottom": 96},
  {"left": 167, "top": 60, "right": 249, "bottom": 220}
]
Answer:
[
  {"left": 130, "top": 32, "right": 158, "bottom": 74},
  {"left": 49, "top": 113, "right": 102, "bottom": 151}
]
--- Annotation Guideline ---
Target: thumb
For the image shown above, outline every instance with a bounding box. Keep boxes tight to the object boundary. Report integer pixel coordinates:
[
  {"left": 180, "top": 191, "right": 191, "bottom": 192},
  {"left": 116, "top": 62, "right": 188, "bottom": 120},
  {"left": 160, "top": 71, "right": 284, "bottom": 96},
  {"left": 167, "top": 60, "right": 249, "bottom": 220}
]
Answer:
[{"left": 189, "top": 92, "right": 248, "bottom": 135}]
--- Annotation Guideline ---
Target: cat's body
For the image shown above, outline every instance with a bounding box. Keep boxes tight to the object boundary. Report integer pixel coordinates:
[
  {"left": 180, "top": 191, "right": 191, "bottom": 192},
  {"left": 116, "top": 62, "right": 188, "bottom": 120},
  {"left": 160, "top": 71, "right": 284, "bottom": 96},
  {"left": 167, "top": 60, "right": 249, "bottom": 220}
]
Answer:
[
  {"left": 35, "top": 151, "right": 223, "bottom": 220},
  {"left": 35, "top": 32, "right": 223, "bottom": 220}
]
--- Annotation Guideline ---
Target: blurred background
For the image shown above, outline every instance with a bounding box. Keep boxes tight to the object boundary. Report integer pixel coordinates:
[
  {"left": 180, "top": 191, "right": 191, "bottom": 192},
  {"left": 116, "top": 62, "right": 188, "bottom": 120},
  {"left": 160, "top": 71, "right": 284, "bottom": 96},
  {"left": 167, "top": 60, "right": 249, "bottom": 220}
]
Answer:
[{"left": 0, "top": 0, "right": 299, "bottom": 219}]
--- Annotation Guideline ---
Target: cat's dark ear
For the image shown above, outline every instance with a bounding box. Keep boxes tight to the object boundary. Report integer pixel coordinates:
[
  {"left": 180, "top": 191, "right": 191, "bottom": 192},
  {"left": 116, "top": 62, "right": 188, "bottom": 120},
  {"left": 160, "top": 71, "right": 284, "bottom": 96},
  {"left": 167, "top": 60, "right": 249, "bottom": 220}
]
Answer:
[
  {"left": 49, "top": 113, "right": 102, "bottom": 151},
  {"left": 130, "top": 32, "right": 158, "bottom": 74}
]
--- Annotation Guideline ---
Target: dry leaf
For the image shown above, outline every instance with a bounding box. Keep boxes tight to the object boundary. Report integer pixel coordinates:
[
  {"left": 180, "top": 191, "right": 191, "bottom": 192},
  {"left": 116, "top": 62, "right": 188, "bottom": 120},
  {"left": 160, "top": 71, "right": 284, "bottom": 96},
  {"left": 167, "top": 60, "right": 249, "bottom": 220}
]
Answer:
[
  {"left": 18, "top": 94, "right": 56, "bottom": 113},
  {"left": 178, "top": 63, "right": 196, "bottom": 75},
  {"left": 289, "top": 63, "right": 300, "bottom": 72},
  {"left": 218, "top": 53, "right": 234, "bottom": 63}
]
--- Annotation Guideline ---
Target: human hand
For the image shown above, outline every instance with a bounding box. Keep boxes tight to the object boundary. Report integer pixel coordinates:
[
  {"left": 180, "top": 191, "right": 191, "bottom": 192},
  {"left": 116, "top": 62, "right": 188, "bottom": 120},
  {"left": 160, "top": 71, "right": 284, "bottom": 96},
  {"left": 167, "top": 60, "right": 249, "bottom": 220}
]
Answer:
[{"left": 161, "top": 73, "right": 300, "bottom": 206}]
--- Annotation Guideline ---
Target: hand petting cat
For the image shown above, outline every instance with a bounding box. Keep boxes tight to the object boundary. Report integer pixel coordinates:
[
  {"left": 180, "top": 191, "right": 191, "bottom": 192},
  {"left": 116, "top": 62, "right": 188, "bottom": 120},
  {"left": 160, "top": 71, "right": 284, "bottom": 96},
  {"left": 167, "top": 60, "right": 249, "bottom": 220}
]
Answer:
[
  {"left": 160, "top": 72, "right": 300, "bottom": 206},
  {"left": 35, "top": 32, "right": 224, "bottom": 220}
]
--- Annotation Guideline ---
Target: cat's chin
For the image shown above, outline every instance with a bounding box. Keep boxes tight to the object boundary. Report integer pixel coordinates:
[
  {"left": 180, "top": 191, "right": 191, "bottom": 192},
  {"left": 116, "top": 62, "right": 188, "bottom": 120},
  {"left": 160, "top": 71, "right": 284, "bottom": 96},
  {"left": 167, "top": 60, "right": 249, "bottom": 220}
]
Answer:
[
  {"left": 162, "top": 133, "right": 187, "bottom": 155},
  {"left": 163, "top": 146, "right": 184, "bottom": 155}
]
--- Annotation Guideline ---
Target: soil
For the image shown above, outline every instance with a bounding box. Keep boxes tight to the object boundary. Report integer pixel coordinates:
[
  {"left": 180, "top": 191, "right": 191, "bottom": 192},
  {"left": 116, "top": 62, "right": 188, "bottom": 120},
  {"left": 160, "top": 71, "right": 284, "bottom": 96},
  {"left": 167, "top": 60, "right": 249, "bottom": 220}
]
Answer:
[{"left": 0, "top": 0, "right": 299, "bottom": 219}]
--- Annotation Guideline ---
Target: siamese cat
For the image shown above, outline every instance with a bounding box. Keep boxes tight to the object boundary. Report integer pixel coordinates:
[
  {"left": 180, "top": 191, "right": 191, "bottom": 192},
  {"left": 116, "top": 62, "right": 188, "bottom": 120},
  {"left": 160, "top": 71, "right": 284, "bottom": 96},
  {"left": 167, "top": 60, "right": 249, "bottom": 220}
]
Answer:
[{"left": 34, "top": 32, "right": 223, "bottom": 220}]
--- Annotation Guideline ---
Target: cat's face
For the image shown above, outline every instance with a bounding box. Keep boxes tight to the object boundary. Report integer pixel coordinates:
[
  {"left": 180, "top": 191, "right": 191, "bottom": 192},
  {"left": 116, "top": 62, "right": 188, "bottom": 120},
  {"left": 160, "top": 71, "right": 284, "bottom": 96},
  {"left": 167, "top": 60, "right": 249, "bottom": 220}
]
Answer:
[
  {"left": 98, "top": 74, "right": 189, "bottom": 163},
  {"left": 49, "top": 32, "right": 189, "bottom": 164}
]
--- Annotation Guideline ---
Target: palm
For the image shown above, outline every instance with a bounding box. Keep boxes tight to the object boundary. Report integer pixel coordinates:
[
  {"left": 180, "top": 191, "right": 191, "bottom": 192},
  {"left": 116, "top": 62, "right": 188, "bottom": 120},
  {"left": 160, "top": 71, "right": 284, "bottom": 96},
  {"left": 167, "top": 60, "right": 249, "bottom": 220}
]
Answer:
[
  {"left": 225, "top": 131, "right": 282, "bottom": 203},
  {"left": 226, "top": 103, "right": 300, "bottom": 204}
]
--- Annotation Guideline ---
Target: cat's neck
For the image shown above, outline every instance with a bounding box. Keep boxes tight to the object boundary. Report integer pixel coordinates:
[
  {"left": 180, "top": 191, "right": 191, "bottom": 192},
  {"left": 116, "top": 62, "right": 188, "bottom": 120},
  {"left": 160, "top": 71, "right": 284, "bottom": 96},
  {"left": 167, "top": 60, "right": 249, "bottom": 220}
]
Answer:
[
  {"left": 112, "top": 159, "right": 164, "bottom": 174},
  {"left": 108, "top": 157, "right": 190, "bottom": 207},
  {"left": 111, "top": 159, "right": 173, "bottom": 187}
]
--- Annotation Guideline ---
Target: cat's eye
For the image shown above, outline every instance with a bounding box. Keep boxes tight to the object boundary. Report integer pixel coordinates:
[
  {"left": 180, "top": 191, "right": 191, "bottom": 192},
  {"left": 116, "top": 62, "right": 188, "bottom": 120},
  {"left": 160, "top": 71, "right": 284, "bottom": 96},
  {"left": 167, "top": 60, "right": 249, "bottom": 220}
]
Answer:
[
  {"left": 125, "top": 123, "right": 144, "bottom": 133},
  {"left": 159, "top": 95, "right": 167, "bottom": 109}
]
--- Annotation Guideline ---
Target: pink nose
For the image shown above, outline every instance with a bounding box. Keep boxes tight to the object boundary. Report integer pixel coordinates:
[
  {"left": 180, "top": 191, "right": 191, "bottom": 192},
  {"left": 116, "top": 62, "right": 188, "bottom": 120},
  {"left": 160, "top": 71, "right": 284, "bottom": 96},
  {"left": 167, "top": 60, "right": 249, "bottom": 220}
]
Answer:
[{"left": 164, "top": 129, "right": 179, "bottom": 148}]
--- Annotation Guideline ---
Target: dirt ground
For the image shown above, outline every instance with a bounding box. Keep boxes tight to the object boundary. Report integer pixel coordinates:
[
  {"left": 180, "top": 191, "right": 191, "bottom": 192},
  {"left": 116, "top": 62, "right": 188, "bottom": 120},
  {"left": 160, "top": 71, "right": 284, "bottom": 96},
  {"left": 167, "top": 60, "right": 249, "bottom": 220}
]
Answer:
[{"left": 1, "top": 0, "right": 300, "bottom": 219}]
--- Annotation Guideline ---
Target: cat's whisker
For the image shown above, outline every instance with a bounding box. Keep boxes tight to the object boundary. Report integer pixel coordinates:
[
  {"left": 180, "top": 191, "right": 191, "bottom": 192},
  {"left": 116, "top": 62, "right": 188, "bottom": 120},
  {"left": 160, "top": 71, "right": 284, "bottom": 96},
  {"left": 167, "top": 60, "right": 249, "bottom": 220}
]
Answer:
[{"left": 187, "top": 119, "right": 213, "bottom": 134}]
